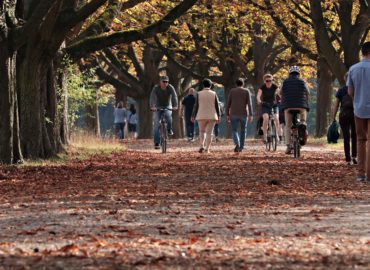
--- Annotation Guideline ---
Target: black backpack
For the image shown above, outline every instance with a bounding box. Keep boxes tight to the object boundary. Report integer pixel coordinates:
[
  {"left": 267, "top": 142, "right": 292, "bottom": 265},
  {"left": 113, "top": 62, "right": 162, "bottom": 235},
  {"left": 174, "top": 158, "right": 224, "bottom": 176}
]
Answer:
[{"left": 327, "top": 120, "right": 340, "bottom": 144}]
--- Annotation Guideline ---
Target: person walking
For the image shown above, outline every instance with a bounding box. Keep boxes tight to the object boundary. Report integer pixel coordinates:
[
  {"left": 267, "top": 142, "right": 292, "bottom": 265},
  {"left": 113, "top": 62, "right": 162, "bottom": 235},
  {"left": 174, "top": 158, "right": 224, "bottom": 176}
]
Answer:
[
  {"left": 191, "top": 79, "right": 221, "bottom": 153},
  {"left": 181, "top": 88, "right": 196, "bottom": 141},
  {"left": 226, "top": 78, "right": 253, "bottom": 152},
  {"left": 127, "top": 103, "right": 138, "bottom": 139},
  {"left": 347, "top": 41, "right": 370, "bottom": 182},
  {"left": 332, "top": 73, "right": 357, "bottom": 165},
  {"left": 114, "top": 101, "right": 127, "bottom": 140},
  {"left": 150, "top": 75, "right": 178, "bottom": 149}
]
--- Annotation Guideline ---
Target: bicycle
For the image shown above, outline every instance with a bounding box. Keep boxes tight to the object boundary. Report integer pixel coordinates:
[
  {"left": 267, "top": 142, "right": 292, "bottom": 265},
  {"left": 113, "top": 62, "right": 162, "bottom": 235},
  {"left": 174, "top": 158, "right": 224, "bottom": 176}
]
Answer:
[
  {"left": 289, "top": 110, "right": 306, "bottom": 158},
  {"left": 266, "top": 107, "right": 277, "bottom": 151},
  {"left": 265, "top": 106, "right": 278, "bottom": 151},
  {"left": 157, "top": 108, "right": 171, "bottom": 153}
]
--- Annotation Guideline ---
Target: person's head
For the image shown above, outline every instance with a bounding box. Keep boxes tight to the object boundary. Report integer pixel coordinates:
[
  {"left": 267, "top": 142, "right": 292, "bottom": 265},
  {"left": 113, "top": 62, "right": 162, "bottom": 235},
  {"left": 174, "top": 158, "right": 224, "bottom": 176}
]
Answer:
[
  {"left": 129, "top": 103, "right": 136, "bottom": 114},
  {"left": 159, "top": 75, "right": 169, "bottom": 89},
  {"left": 236, "top": 78, "right": 244, "bottom": 87},
  {"left": 188, "top": 88, "right": 195, "bottom": 95},
  {"left": 289, "top": 65, "right": 300, "bottom": 76},
  {"left": 202, "top": 78, "right": 212, "bottom": 89},
  {"left": 263, "top": 74, "right": 273, "bottom": 85},
  {"left": 117, "top": 101, "right": 124, "bottom": 108},
  {"left": 361, "top": 41, "right": 370, "bottom": 57}
]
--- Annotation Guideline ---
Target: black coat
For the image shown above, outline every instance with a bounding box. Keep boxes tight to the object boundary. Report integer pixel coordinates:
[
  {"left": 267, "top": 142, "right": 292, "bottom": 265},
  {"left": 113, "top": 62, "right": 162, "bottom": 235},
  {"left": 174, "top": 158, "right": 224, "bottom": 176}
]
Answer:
[{"left": 281, "top": 74, "right": 309, "bottom": 111}]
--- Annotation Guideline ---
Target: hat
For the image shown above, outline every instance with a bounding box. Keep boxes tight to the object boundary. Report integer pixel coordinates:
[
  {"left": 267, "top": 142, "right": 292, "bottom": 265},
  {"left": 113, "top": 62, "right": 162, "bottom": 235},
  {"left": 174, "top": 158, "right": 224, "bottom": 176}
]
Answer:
[{"left": 160, "top": 75, "right": 169, "bottom": 82}]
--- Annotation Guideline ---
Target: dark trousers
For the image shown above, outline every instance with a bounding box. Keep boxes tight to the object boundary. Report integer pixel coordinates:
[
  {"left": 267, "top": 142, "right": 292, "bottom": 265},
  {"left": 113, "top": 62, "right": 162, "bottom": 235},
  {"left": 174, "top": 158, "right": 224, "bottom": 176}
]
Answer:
[
  {"left": 214, "top": 123, "right": 219, "bottom": 137},
  {"left": 185, "top": 117, "right": 194, "bottom": 139},
  {"left": 339, "top": 113, "right": 357, "bottom": 161}
]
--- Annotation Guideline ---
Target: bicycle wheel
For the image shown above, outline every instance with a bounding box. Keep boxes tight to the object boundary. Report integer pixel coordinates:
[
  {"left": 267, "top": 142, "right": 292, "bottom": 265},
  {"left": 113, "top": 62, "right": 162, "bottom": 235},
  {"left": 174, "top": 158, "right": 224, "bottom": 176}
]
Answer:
[
  {"left": 160, "top": 121, "right": 167, "bottom": 153},
  {"left": 271, "top": 122, "right": 277, "bottom": 151},
  {"left": 293, "top": 136, "right": 300, "bottom": 158}
]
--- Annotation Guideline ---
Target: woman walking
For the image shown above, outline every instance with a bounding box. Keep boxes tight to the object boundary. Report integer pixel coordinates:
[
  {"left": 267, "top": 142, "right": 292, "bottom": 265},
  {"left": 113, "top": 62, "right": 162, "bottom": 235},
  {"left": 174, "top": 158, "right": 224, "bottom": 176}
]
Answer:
[
  {"left": 114, "top": 101, "right": 127, "bottom": 140},
  {"left": 127, "top": 103, "right": 138, "bottom": 139},
  {"left": 191, "top": 79, "right": 221, "bottom": 153},
  {"left": 332, "top": 73, "right": 357, "bottom": 165}
]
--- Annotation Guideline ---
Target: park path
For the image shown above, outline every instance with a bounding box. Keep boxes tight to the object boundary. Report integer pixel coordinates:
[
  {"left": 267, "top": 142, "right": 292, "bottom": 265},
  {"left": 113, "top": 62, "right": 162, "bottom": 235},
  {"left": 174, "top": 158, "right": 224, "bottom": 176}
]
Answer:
[{"left": 0, "top": 139, "right": 369, "bottom": 269}]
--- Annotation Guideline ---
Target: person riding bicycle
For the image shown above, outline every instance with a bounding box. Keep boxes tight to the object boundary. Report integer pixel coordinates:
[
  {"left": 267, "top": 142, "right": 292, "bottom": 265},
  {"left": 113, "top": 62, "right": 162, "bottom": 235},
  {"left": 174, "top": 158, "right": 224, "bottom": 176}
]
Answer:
[
  {"left": 279, "top": 66, "right": 310, "bottom": 154},
  {"left": 150, "top": 75, "right": 178, "bottom": 149},
  {"left": 256, "top": 74, "right": 281, "bottom": 143}
]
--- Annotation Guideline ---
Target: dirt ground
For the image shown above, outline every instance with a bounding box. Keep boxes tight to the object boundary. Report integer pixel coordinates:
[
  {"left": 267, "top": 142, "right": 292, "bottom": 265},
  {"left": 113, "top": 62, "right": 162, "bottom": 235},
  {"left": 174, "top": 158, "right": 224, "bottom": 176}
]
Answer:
[{"left": 0, "top": 139, "right": 369, "bottom": 269}]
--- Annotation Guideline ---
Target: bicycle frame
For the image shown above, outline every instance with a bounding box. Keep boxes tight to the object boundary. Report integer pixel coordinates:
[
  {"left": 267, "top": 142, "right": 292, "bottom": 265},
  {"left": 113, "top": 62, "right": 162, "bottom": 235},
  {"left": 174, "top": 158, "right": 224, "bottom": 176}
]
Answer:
[
  {"left": 157, "top": 108, "right": 170, "bottom": 153},
  {"left": 266, "top": 106, "right": 277, "bottom": 151}
]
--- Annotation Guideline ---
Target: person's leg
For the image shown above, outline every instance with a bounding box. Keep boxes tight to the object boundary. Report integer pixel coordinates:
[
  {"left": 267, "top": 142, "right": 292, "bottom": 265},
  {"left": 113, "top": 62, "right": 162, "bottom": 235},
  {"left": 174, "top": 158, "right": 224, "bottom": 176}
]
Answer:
[
  {"left": 185, "top": 117, "right": 191, "bottom": 138},
  {"left": 366, "top": 119, "right": 370, "bottom": 180},
  {"left": 164, "top": 110, "right": 173, "bottom": 134},
  {"left": 205, "top": 120, "right": 216, "bottom": 151},
  {"left": 153, "top": 111, "right": 161, "bottom": 145},
  {"left": 284, "top": 109, "right": 293, "bottom": 147},
  {"left": 198, "top": 120, "right": 206, "bottom": 150},
  {"left": 350, "top": 115, "right": 357, "bottom": 161},
  {"left": 239, "top": 118, "right": 247, "bottom": 150},
  {"left": 262, "top": 113, "right": 269, "bottom": 142},
  {"left": 339, "top": 116, "right": 351, "bottom": 162},
  {"left": 231, "top": 116, "right": 240, "bottom": 148},
  {"left": 189, "top": 121, "right": 195, "bottom": 139},
  {"left": 355, "top": 117, "right": 367, "bottom": 179}
]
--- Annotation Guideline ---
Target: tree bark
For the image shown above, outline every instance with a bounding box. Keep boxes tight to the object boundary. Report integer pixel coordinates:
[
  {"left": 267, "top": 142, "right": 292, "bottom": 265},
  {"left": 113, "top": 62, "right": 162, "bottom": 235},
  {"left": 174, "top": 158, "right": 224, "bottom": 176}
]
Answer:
[
  {"left": 85, "top": 103, "right": 101, "bottom": 137},
  {"left": 315, "top": 58, "right": 333, "bottom": 137},
  {"left": 137, "top": 96, "right": 152, "bottom": 139}
]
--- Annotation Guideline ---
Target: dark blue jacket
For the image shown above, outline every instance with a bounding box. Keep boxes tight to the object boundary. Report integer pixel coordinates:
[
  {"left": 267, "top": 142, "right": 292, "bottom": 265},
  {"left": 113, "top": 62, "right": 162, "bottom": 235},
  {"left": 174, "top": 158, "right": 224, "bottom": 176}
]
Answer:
[{"left": 281, "top": 74, "right": 309, "bottom": 111}]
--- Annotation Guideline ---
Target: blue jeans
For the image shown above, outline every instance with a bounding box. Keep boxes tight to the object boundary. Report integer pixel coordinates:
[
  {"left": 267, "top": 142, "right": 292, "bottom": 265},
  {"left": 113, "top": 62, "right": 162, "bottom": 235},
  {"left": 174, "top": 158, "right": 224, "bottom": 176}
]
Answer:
[
  {"left": 231, "top": 116, "right": 247, "bottom": 150},
  {"left": 214, "top": 123, "right": 220, "bottom": 137},
  {"left": 185, "top": 117, "right": 194, "bottom": 138},
  {"left": 115, "top": 123, "right": 125, "bottom": 139},
  {"left": 153, "top": 109, "right": 172, "bottom": 144}
]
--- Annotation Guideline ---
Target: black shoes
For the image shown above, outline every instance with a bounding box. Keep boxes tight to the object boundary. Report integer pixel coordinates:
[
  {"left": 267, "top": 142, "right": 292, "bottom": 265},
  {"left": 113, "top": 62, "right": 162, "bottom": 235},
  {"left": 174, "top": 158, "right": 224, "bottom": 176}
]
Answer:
[
  {"left": 352, "top": 157, "right": 358, "bottom": 165},
  {"left": 154, "top": 143, "right": 160, "bottom": 149},
  {"left": 234, "top": 145, "right": 240, "bottom": 152},
  {"left": 168, "top": 130, "right": 174, "bottom": 136},
  {"left": 199, "top": 147, "right": 205, "bottom": 153}
]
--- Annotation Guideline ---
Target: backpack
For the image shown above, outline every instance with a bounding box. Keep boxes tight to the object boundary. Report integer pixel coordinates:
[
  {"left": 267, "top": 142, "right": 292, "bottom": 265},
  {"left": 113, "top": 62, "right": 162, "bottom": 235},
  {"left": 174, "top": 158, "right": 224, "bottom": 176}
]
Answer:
[{"left": 327, "top": 120, "right": 340, "bottom": 144}]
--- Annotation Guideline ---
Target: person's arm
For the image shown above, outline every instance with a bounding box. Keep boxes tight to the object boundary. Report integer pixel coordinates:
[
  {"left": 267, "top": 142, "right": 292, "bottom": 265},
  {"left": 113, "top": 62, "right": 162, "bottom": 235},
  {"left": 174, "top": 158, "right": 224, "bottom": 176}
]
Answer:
[
  {"left": 149, "top": 86, "right": 157, "bottom": 110},
  {"left": 332, "top": 97, "right": 340, "bottom": 121},
  {"left": 226, "top": 91, "right": 232, "bottom": 120},
  {"left": 191, "top": 95, "right": 199, "bottom": 122},
  {"left": 215, "top": 95, "right": 221, "bottom": 120},
  {"left": 170, "top": 85, "right": 178, "bottom": 109},
  {"left": 256, "top": 88, "right": 262, "bottom": 104},
  {"left": 347, "top": 70, "right": 354, "bottom": 97},
  {"left": 247, "top": 90, "right": 253, "bottom": 123}
]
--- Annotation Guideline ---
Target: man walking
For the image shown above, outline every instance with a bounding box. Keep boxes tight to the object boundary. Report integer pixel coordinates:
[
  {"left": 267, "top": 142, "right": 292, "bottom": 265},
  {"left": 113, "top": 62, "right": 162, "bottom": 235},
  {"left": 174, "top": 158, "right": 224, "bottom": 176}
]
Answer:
[
  {"left": 226, "top": 78, "right": 253, "bottom": 152},
  {"left": 348, "top": 41, "right": 370, "bottom": 183},
  {"left": 181, "top": 88, "right": 196, "bottom": 141}
]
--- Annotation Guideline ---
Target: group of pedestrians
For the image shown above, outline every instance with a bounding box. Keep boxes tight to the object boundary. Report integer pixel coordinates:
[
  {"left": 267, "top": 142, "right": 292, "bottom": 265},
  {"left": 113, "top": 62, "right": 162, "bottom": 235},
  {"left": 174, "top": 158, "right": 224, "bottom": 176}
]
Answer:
[
  {"left": 147, "top": 41, "right": 370, "bottom": 182},
  {"left": 113, "top": 102, "right": 138, "bottom": 140}
]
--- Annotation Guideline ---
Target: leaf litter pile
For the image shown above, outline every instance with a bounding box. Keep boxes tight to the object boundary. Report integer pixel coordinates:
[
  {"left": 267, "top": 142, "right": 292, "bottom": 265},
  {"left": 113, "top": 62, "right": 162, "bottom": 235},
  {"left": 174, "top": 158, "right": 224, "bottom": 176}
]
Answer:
[{"left": 0, "top": 140, "right": 369, "bottom": 269}]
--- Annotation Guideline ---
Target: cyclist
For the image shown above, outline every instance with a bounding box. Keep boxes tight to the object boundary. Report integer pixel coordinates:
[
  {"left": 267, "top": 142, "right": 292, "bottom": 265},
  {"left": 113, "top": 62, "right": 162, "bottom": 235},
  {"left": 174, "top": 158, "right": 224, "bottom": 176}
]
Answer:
[
  {"left": 279, "top": 66, "right": 310, "bottom": 154},
  {"left": 150, "top": 75, "right": 178, "bottom": 149},
  {"left": 256, "top": 74, "right": 281, "bottom": 143}
]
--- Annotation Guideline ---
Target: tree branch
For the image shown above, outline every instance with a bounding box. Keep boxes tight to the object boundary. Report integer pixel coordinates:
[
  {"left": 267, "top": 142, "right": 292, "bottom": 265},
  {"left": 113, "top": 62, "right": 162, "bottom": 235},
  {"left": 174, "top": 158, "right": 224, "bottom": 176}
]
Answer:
[{"left": 65, "top": 0, "right": 197, "bottom": 59}]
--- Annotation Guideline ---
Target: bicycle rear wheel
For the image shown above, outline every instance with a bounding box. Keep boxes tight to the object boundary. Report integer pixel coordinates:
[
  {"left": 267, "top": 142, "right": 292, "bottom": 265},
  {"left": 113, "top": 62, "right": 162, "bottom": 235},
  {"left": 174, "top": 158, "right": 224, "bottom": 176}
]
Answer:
[
  {"left": 293, "top": 137, "right": 300, "bottom": 158},
  {"left": 271, "top": 122, "right": 277, "bottom": 151},
  {"left": 160, "top": 121, "right": 167, "bottom": 153}
]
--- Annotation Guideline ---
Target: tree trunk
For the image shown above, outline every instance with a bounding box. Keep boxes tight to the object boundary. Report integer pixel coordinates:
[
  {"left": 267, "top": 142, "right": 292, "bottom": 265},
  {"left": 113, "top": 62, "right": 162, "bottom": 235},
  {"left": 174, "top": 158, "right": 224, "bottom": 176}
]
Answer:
[
  {"left": 85, "top": 103, "right": 101, "bottom": 137},
  {"left": 0, "top": 48, "right": 18, "bottom": 164},
  {"left": 17, "top": 55, "right": 44, "bottom": 159},
  {"left": 137, "top": 96, "right": 152, "bottom": 139},
  {"left": 57, "top": 67, "right": 69, "bottom": 145},
  {"left": 315, "top": 58, "right": 333, "bottom": 137}
]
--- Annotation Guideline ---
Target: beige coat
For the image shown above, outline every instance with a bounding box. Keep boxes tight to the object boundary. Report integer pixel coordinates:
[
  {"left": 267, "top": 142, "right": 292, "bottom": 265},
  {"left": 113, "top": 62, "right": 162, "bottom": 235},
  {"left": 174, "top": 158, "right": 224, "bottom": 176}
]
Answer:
[{"left": 195, "top": 89, "right": 219, "bottom": 121}]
